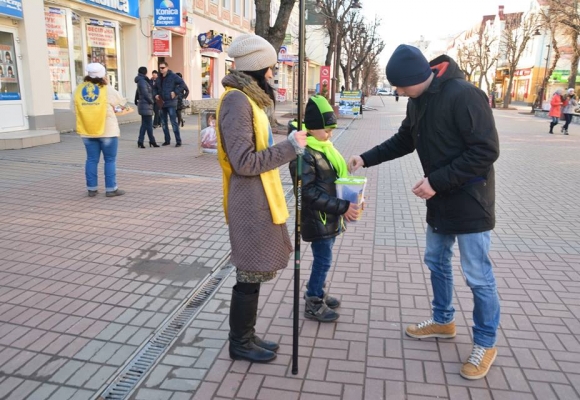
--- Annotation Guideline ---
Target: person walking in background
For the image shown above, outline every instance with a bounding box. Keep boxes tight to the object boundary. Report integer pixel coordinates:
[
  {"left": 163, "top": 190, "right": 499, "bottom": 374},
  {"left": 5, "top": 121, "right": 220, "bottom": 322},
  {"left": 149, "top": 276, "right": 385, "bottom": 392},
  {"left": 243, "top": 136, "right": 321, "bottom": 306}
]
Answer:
[
  {"left": 154, "top": 61, "right": 185, "bottom": 147},
  {"left": 216, "top": 34, "right": 306, "bottom": 363},
  {"left": 394, "top": 89, "right": 399, "bottom": 102},
  {"left": 175, "top": 72, "right": 190, "bottom": 128},
  {"left": 151, "top": 70, "right": 161, "bottom": 128},
  {"left": 73, "top": 63, "right": 126, "bottom": 198},
  {"left": 134, "top": 66, "right": 159, "bottom": 148},
  {"left": 549, "top": 89, "right": 564, "bottom": 134},
  {"left": 348, "top": 45, "right": 500, "bottom": 380},
  {"left": 289, "top": 95, "right": 360, "bottom": 323},
  {"left": 561, "top": 88, "right": 577, "bottom": 135}
]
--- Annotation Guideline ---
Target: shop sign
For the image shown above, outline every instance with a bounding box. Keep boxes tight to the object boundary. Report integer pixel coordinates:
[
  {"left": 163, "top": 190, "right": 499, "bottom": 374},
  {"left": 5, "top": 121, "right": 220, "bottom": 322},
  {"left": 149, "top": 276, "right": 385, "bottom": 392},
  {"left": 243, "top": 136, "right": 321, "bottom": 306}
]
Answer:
[
  {"left": 0, "top": 0, "right": 23, "bottom": 19},
  {"left": 86, "top": 21, "right": 116, "bottom": 48},
  {"left": 549, "top": 69, "right": 580, "bottom": 84},
  {"left": 152, "top": 30, "right": 171, "bottom": 57},
  {"left": 278, "top": 45, "right": 298, "bottom": 62},
  {"left": 75, "top": 0, "right": 139, "bottom": 19},
  {"left": 514, "top": 69, "right": 531, "bottom": 77},
  {"left": 198, "top": 30, "right": 232, "bottom": 53},
  {"left": 320, "top": 66, "right": 330, "bottom": 93},
  {"left": 154, "top": 0, "right": 182, "bottom": 28},
  {"left": 277, "top": 88, "right": 287, "bottom": 102}
]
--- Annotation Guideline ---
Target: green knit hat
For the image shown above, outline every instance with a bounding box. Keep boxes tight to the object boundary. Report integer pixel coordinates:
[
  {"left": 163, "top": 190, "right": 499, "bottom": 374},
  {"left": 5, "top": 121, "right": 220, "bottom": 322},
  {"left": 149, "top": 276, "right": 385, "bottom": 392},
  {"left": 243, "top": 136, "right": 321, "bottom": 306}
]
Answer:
[{"left": 304, "top": 95, "right": 337, "bottom": 130}]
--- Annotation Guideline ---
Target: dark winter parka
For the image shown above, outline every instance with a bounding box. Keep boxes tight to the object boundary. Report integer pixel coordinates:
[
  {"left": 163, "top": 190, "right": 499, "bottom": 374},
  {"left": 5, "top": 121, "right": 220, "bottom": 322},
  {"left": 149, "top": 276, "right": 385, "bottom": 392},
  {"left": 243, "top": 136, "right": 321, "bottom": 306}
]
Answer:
[
  {"left": 289, "top": 147, "right": 350, "bottom": 242},
  {"left": 153, "top": 70, "right": 185, "bottom": 109},
  {"left": 134, "top": 74, "right": 154, "bottom": 116},
  {"left": 360, "top": 55, "right": 500, "bottom": 234}
]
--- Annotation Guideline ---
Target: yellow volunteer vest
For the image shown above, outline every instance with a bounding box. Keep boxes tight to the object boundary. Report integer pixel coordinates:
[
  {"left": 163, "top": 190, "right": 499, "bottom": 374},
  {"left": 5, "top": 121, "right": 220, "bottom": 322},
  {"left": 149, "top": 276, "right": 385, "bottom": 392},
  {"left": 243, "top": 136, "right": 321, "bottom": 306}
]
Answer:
[
  {"left": 216, "top": 88, "right": 290, "bottom": 225},
  {"left": 74, "top": 82, "right": 108, "bottom": 136}
]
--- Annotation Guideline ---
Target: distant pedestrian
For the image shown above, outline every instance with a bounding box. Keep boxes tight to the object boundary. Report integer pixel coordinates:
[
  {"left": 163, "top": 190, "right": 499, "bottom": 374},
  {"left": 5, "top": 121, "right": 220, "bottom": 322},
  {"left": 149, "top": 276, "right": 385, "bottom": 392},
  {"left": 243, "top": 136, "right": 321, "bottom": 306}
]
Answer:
[
  {"left": 154, "top": 61, "right": 186, "bottom": 147},
  {"left": 561, "top": 88, "right": 577, "bottom": 135},
  {"left": 73, "top": 63, "right": 126, "bottom": 197},
  {"left": 175, "top": 72, "right": 190, "bottom": 128},
  {"left": 134, "top": 66, "right": 159, "bottom": 148},
  {"left": 289, "top": 95, "right": 360, "bottom": 323},
  {"left": 394, "top": 89, "right": 399, "bottom": 102},
  {"left": 151, "top": 70, "right": 161, "bottom": 128},
  {"left": 348, "top": 44, "right": 500, "bottom": 380},
  {"left": 216, "top": 34, "right": 307, "bottom": 363},
  {"left": 549, "top": 89, "right": 564, "bottom": 134}
]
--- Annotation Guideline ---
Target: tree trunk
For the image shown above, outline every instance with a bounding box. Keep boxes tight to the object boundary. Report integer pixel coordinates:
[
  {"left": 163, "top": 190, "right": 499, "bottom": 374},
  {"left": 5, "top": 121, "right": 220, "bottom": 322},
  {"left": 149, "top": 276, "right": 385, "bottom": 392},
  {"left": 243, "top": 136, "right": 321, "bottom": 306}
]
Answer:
[
  {"left": 254, "top": 0, "right": 297, "bottom": 52},
  {"left": 503, "top": 75, "right": 515, "bottom": 108},
  {"left": 568, "top": 31, "right": 579, "bottom": 90}
]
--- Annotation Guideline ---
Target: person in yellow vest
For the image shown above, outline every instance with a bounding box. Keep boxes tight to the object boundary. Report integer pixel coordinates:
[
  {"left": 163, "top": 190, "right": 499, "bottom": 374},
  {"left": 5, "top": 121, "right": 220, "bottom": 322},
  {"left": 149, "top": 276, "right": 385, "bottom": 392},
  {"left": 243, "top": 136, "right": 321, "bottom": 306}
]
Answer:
[
  {"left": 216, "top": 34, "right": 307, "bottom": 363},
  {"left": 74, "top": 63, "right": 126, "bottom": 197}
]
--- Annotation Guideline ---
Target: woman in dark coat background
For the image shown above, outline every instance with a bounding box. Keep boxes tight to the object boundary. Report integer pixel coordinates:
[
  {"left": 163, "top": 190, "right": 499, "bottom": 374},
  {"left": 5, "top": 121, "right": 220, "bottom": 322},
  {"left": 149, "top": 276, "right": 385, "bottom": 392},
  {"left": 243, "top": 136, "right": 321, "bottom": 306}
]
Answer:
[
  {"left": 134, "top": 67, "right": 159, "bottom": 148},
  {"left": 216, "top": 34, "right": 307, "bottom": 363}
]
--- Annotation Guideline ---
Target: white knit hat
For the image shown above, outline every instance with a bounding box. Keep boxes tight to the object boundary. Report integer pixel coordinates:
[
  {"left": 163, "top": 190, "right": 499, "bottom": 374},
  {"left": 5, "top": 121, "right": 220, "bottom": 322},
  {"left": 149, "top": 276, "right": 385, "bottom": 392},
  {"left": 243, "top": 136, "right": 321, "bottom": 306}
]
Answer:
[
  {"left": 228, "top": 34, "right": 277, "bottom": 72},
  {"left": 86, "top": 63, "right": 106, "bottom": 79}
]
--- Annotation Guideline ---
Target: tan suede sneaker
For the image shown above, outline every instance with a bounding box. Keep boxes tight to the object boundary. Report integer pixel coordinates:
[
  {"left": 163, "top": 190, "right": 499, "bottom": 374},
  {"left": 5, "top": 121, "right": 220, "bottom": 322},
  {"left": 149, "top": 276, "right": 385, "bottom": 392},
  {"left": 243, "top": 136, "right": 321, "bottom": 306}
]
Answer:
[
  {"left": 405, "top": 319, "right": 457, "bottom": 339},
  {"left": 460, "top": 345, "right": 497, "bottom": 380}
]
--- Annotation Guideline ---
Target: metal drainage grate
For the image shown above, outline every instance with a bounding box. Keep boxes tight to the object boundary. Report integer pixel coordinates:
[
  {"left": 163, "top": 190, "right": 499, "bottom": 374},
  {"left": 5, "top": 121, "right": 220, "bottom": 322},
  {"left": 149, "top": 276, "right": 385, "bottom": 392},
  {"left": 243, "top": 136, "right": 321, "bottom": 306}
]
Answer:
[{"left": 96, "top": 264, "right": 234, "bottom": 400}]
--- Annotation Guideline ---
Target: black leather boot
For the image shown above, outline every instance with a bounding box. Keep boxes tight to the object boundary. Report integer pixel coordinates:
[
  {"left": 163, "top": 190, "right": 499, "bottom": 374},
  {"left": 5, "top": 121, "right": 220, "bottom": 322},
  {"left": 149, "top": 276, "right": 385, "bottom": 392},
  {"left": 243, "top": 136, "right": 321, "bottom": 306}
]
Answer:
[{"left": 229, "top": 286, "right": 277, "bottom": 363}]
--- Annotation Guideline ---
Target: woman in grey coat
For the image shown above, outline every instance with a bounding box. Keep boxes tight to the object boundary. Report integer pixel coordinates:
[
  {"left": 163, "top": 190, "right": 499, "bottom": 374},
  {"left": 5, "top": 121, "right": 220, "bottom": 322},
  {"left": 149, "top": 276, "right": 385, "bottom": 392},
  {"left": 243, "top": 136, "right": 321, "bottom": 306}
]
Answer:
[
  {"left": 134, "top": 67, "right": 159, "bottom": 148},
  {"left": 217, "top": 34, "right": 306, "bottom": 363}
]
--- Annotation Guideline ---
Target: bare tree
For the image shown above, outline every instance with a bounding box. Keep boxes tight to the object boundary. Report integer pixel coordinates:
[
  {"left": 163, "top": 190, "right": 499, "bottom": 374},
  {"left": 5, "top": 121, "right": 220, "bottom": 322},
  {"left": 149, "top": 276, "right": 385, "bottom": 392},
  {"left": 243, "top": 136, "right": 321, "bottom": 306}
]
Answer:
[
  {"left": 254, "top": 0, "right": 297, "bottom": 52},
  {"left": 546, "top": 0, "right": 580, "bottom": 89},
  {"left": 456, "top": 42, "right": 479, "bottom": 82},
  {"left": 501, "top": 11, "right": 542, "bottom": 108},
  {"left": 475, "top": 28, "right": 500, "bottom": 91}
]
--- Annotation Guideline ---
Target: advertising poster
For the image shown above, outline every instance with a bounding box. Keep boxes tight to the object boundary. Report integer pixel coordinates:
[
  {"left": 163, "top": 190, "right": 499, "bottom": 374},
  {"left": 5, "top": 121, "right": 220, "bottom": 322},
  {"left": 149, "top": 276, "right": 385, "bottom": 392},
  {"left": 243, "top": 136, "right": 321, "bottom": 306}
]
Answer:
[
  {"left": 199, "top": 109, "right": 218, "bottom": 154},
  {"left": 339, "top": 90, "right": 362, "bottom": 117},
  {"left": 152, "top": 30, "right": 171, "bottom": 57},
  {"left": 0, "top": 41, "right": 20, "bottom": 100},
  {"left": 0, "top": 0, "right": 23, "bottom": 19},
  {"left": 45, "top": 7, "right": 72, "bottom": 99},
  {"left": 86, "top": 25, "right": 116, "bottom": 48},
  {"left": 154, "top": 0, "right": 182, "bottom": 28}
]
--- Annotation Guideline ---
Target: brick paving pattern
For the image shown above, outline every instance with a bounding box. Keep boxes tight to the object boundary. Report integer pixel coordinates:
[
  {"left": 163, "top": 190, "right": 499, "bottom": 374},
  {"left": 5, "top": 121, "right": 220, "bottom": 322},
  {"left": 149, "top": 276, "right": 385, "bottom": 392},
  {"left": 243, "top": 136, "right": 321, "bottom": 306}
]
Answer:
[{"left": 0, "top": 98, "right": 579, "bottom": 399}]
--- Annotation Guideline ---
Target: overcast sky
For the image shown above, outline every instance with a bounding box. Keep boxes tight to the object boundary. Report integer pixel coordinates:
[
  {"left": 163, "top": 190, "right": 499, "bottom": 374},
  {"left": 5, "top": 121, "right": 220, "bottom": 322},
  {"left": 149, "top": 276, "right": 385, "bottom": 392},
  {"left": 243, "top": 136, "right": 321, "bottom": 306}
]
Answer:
[{"left": 362, "top": 0, "right": 535, "bottom": 65}]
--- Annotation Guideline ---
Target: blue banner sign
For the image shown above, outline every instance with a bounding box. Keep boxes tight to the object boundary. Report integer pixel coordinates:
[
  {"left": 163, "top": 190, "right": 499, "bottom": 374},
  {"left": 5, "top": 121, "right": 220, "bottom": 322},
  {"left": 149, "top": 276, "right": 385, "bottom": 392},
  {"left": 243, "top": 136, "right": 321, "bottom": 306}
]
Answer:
[
  {"left": 154, "top": 0, "right": 182, "bottom": 27},
  {"left": 0, "top": 93, "right": 21, "bottom": 101},
  {"left": 0, "top": 0, "right": 23, "bottom": 19},
  {"left": 76, "top": 0, "right": 139, "bottom": 19}
]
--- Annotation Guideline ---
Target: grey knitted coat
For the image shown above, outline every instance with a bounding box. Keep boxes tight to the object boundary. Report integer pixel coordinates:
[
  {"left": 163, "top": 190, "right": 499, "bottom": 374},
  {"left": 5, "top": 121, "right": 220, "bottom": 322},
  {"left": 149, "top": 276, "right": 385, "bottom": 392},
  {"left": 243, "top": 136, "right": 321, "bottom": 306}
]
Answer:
[{"left": 218, "top": 73, "right": 296, "bottom": 276}]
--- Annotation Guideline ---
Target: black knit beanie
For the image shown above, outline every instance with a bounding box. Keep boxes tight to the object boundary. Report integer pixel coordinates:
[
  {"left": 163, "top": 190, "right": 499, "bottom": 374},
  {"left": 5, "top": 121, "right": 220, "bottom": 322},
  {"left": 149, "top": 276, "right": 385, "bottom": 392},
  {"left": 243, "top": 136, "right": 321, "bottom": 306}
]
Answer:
[
  {"left": 386, "top": 44, "right": 432, "bottom": 87},
  {"left": 304, "top": 95, "right": 337, "bottom": 130}
]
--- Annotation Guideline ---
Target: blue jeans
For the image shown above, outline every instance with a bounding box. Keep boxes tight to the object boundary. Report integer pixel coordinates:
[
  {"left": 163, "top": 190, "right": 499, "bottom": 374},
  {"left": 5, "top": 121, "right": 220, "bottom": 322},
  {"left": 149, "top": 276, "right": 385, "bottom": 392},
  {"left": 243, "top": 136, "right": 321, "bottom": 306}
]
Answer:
[
  {"left": 138, "top": 115, "right": 156, "bottom": 144},
  {"left": 563, "top": 113, "right": 573, "bottom": 130},
  {"left": 161, "top": 106, "right": 181, "bottom": 144},
  {"left": 425, "top": 225, "right": 500, "bottom": 348},
  {"left": 551, "top": 116, "right": 559, "bottom": 124},
  {"left": 82, "top": 137, "right": 118, "bottom": 192},
  {"left": 306, "top": 237, "right": 336, "bottom": 298}
]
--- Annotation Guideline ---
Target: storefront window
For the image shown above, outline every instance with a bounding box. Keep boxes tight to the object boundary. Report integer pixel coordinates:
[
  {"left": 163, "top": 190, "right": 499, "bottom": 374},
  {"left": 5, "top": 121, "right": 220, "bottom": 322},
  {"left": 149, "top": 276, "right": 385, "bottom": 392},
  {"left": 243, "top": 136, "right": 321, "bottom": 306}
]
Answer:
[
  {"left": 45, "top": 7, "right": 72, "bottom": 100},
  {"left": 225, "top": 59, "right": 234, "bottom": 75},
  {"left": 86, "top": 19, "right": 119, "bottom": 90},
  {"left": 72, "top": 12, "right": 84, "bottom": 85},
  {"left": 0, "top": 32, "right": 21, "bottom": 100},
  {"left": 202, "top": 56, "right": 215, "bottom": 98}
]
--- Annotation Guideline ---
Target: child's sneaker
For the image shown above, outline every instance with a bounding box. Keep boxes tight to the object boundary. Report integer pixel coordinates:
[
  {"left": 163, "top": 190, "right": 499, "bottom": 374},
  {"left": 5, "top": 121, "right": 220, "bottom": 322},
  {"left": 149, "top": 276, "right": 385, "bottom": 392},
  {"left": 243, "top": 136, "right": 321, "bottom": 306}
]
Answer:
[
  {"left": 304, "top": 296, "right": 339, "bottom": 322},
  {"left": 460, "top": 345, "right": 497, "bottom": 380},
  {"left": 305, "top": 282, "right": 341, "bottom": 309},
  {"left": 405, "top": 319, "right": 456, "bottom": 339}
]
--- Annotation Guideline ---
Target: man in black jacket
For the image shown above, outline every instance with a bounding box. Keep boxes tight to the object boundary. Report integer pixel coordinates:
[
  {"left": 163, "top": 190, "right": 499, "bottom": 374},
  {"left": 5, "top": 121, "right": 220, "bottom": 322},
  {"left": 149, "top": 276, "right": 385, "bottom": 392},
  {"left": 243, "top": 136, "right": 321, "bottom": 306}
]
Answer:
[
  {"left": 348, "top": 45, "right": 500, "bottom": 381},
  {"left": 154, "top": 62, "right": 186, "bottom": 147}
]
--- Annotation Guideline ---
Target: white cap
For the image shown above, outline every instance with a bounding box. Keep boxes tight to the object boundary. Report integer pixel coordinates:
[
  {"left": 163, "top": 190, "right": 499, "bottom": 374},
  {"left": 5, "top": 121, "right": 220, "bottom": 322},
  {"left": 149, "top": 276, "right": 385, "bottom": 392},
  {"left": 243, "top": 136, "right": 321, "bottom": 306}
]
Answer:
[
  {"left": 86, "top": 63, "right": 106, "bottom": 79},
  {"left": 227, "top": 34, "right": 277, "bottom": 72}
]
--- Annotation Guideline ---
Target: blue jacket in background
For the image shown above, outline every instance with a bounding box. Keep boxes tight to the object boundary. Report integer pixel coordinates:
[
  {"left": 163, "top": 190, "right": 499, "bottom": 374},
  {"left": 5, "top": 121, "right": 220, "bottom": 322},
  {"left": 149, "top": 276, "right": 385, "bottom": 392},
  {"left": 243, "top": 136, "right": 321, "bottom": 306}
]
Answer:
[{"left": 134, "top": 74, "right": 154, "bottom": 116}]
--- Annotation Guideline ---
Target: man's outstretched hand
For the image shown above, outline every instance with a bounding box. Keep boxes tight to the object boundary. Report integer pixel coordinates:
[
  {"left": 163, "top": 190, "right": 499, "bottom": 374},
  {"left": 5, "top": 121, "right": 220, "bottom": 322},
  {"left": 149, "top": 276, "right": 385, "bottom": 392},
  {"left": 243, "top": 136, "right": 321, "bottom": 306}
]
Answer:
[{"left": 348, "top": 155, "right": 364, "bottom": 173}]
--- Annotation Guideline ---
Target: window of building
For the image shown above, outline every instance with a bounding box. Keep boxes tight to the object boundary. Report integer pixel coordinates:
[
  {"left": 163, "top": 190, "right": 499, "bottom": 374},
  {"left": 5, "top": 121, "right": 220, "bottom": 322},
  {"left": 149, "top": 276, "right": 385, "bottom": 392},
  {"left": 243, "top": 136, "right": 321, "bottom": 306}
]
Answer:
[
  {"left": 45, "top": 7, "right": 72, "bottom": 100},
  {"left": 0, "top": 31, "right": 21, "bottom": 100},
  {"left": 210, "top": 0, "right": 218, "bottom": 3},
  {"left": 222, "top": 0, "right": 230, "bottom": 9},
  {"left": 85, "top": 19, "right": 119, "bottom": 90},
  {"left": 202, "top": 56, "right": 215, "bottom": 98},
  {"left": 243, "top": 0, "right": 250, "bottom": 18},
  {"left": 234, "top": 0, "right": 241, "bottom": 14}
]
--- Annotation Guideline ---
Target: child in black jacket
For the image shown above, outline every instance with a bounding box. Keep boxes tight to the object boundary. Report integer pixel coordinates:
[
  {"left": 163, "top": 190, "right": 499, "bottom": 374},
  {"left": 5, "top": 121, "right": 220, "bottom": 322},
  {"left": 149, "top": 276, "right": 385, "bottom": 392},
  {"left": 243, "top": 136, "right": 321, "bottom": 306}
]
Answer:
[{"left": 289, "top": 95, "right": 359, "bottom": 322}]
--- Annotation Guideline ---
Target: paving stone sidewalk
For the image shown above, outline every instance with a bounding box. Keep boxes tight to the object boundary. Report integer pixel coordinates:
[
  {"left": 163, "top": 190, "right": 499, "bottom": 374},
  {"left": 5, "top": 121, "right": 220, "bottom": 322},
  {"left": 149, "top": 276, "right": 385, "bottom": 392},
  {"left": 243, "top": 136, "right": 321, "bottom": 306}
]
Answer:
[{"left": 1, "top": 97, "right": 580, "bottom": 400}]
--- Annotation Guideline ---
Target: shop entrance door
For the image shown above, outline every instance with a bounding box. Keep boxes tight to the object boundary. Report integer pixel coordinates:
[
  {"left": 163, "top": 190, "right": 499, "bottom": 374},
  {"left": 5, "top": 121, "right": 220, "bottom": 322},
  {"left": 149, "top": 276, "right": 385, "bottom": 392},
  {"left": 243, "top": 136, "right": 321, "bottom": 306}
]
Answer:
[{"left": 0, "top": 27, "right": 28, "bottom": 132}]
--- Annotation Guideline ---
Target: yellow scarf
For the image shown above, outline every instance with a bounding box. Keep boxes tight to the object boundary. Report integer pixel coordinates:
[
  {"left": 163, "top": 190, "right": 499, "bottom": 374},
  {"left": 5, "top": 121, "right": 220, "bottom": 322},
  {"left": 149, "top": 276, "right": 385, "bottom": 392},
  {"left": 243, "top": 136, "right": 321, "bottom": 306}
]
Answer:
[
  {"left": 74, "top": 82, "right": 108, "bottom": 136},
  {"left": 216, "top": 88, "right": 289, "bottom": 225}
]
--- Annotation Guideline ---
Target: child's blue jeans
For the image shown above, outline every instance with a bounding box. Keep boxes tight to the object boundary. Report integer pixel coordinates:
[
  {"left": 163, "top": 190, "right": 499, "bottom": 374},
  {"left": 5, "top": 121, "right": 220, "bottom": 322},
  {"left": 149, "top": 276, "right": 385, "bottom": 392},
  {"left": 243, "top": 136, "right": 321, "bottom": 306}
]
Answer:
[{"left": 306, "top": 237, "right": 336, "bottom": 298}]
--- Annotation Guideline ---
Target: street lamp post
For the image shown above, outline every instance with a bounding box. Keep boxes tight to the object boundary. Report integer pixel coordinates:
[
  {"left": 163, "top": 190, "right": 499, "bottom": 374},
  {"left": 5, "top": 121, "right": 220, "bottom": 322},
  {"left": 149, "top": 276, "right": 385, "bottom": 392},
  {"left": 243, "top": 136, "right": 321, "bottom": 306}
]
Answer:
[{"left": 539, "top": 44, "right": 551, "bottom": 110}]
